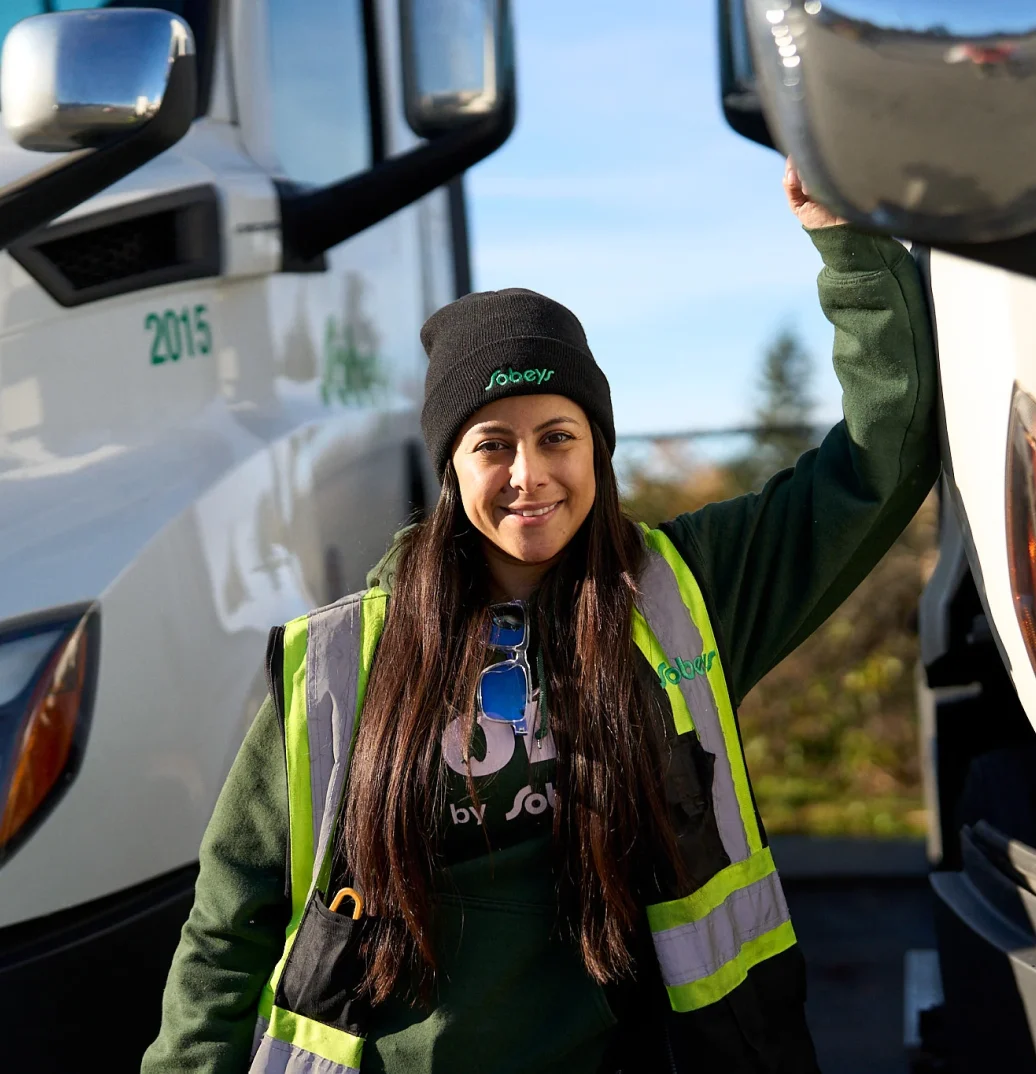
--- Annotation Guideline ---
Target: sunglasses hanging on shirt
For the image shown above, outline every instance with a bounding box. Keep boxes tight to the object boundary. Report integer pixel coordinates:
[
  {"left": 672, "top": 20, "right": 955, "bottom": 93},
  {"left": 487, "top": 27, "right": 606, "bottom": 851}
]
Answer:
[{"left": 477, "top": 601, "right": 539, "bottom": 736}]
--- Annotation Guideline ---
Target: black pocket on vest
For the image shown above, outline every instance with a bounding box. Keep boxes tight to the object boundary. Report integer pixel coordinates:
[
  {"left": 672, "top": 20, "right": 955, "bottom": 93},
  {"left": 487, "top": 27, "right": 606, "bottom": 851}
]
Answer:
[
  {"left": 274, "top": 890, "right": 371, "bottom": 1035},
  {"left": 666, "top": 732, "right": 731, "bottom": 893}
]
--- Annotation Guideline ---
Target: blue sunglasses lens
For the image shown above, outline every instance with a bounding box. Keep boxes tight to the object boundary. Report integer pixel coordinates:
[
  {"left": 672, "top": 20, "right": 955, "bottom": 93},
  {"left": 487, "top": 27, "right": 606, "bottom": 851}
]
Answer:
[
  {"left": 488, "top": 608, "right": 525, "bottom": 651},
  {"left": 479, "top": 661, "right": 528, "bottom": 725}
]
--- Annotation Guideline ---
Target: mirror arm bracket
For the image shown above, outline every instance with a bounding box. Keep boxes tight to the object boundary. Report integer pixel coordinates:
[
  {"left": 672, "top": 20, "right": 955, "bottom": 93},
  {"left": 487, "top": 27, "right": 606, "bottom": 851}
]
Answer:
[
  {"left": 0, "top": 55, "right": 196, "bottom": 253},
  {"left": 278, "top": 96, "right": 515, "bottom": 266}
]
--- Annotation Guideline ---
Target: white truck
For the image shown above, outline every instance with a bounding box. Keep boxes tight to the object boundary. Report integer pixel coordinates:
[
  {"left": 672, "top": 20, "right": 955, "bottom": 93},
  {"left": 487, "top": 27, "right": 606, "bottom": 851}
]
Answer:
[
  {"left": 0, "top": 2, "right": 515, "bottom": 1069},
  {"left": 720, "top": 0, "right": 1036, "bottom": 1068}
]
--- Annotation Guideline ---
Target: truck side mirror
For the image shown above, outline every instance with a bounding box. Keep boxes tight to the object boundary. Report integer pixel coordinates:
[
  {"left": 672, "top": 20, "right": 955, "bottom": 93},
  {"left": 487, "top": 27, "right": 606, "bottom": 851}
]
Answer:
[
  {"left": 726, "top": 0, "right": 1036, "bottom": 275},
  {"left": 401, "top": 0, "right": 512, "bottom": 137},
  {"left": 278, "top": 0, "right": 515, "bottom": 266},
  {"left": 0, "top": 9, "right": 196, "bottom": 251},
  {"left": 3, "top": 9, "right": 193, "bottom": 151}
]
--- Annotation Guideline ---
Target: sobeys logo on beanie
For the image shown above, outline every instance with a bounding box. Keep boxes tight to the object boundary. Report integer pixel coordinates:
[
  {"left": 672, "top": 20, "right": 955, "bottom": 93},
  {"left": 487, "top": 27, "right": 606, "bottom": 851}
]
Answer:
[{"left": 484, "top": 367, "right": 555, "bottom": 391}]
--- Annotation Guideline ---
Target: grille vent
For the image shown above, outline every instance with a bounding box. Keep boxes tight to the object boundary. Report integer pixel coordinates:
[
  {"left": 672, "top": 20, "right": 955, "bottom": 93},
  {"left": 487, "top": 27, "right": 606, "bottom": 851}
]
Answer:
[
  {"left": 9, "top": 186, "right": 221, "bottom": 307},
  {"left": 39, "top": 212, "right": 179, "bottom": 291}
]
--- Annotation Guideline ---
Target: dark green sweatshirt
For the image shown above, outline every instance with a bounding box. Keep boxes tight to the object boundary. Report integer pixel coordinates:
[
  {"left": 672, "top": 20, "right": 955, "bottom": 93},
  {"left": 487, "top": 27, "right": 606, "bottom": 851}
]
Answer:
[{"left": 141, "top": 226, "right": 939, "bottom": 1074}]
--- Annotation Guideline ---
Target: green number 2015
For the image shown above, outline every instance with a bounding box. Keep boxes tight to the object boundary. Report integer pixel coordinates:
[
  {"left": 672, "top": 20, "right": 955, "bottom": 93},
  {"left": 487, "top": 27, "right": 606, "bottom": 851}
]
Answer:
[{"left": 146, "top": 304, "right": 212, "bottom": 365}]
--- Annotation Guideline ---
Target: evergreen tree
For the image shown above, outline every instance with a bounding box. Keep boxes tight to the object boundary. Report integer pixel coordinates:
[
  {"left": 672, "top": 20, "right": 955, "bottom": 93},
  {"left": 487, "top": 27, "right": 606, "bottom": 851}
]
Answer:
[{"left": 739, "top": 329, "right": 815, "bottom": 490}]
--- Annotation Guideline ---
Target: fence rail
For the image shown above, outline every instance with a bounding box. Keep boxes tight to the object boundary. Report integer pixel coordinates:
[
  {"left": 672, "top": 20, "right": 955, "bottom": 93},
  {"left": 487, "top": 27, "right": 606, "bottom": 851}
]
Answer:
[{"left": 615, "top": 422, "right": 822, "bottom": 442}]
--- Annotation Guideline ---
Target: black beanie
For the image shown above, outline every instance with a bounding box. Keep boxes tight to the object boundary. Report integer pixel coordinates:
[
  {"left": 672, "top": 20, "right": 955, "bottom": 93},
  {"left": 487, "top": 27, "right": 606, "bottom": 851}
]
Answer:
[{"left": 420, "top": 287, "right": 615, "bottom": 477}]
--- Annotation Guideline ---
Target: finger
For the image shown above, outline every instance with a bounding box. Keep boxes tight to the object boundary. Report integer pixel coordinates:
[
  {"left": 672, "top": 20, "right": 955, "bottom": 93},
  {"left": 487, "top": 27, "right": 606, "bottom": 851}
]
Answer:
[
  {"left": 784, "top": 163, "right": 809, "bottom": 205},
  {"left": 784, "top": 178, "right": 808, "bottom": 211},
  {"left": 786, "top": 163, "right": 810, "bottom": 199}
]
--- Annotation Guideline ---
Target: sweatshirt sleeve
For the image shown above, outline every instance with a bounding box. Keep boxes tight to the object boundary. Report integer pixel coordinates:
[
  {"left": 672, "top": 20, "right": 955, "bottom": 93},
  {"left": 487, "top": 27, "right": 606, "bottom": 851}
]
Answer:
[
  {"left": 661, "top": 226, "right": 939, "bottom": 705},
  {"left": 141, "top": 697, "right": 290, "bottom": 1074}
]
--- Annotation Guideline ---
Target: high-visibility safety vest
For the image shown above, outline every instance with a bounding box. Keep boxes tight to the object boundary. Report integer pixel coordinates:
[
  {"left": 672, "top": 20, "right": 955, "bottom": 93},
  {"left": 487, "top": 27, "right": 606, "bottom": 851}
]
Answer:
[{"left": 248, "top": 526, "right": 809, "bottom": 1074}]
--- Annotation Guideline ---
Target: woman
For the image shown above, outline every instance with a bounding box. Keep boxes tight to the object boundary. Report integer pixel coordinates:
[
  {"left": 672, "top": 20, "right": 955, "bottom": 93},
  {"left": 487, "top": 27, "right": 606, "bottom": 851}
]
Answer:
[{"left": 143, "top": 165, "right": 938, "bottom": 1074}]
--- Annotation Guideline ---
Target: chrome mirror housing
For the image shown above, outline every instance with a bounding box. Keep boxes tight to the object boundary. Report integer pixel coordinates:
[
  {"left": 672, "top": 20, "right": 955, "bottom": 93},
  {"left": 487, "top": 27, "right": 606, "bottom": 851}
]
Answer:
[
  {"left": 745, "top": 0, "right": 1036, "bottom": 245},
  {"left": 400, "top": 0, "right": 514, "bottom": 138},
  {"left": 2, "top": 8, "right": 195, "bottom": 153},
  {"left": 0, "top": 10, "right": 196, "bottom": 253}
]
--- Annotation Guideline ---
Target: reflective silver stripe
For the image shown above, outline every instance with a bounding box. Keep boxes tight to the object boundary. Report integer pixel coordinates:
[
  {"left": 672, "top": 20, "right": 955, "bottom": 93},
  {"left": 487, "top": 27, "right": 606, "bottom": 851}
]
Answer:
[
  {"left": 305, "top": 594, "right": 363, "bottom": 882},
  {"left": 638, "top": 547, "right": 750, "bottom": 865},
  {"left": 252, "top": 1016, "right": 269, "bottom": 1062},
  {"left": 651, "top": 868, "right": 791, "bottom": 987},
  {"left": 250, "top": 1035, "right": 359, "bottom": 1074}
]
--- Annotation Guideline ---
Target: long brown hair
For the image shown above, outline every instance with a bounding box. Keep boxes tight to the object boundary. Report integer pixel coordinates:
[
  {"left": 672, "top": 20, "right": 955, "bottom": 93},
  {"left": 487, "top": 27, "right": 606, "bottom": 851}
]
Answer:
[{"left": 342, "top": 424, "right": 679, "bottom": 1003}]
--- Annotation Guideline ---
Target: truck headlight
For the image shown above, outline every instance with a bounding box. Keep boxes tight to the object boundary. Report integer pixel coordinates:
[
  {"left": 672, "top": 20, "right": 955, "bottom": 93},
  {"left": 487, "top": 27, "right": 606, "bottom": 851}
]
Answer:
[{"left": 0, "top": 603, "right": 99, "bottom": 863}]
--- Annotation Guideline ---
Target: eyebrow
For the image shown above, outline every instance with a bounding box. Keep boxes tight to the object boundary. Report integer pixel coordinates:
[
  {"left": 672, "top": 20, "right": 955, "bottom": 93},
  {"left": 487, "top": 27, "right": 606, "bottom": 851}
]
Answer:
[{"left": 470, "top": 416, "right": 581, "bottom": 437}]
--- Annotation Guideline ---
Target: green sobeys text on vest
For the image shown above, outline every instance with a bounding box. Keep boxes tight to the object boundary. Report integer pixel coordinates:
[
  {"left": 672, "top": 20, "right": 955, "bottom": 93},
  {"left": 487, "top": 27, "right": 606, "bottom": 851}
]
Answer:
[{"left": 657, "top": 650, "right": 717, "bottom": 689}]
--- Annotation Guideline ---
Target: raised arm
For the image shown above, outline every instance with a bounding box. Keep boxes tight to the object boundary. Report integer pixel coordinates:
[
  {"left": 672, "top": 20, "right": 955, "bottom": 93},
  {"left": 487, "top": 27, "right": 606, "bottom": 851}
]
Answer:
[{"left": 661, "top": 166, "right": 939, "bottom": 704}]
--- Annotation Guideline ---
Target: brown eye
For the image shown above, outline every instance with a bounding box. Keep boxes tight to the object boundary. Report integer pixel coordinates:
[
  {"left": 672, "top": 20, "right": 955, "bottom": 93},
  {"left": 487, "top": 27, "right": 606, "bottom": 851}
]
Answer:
[
  {"left": 476, "top": 439, "right": 508, "bottom": 454},
  {"left": 543, "top": 431, "right": 573, "bottom": 446}
]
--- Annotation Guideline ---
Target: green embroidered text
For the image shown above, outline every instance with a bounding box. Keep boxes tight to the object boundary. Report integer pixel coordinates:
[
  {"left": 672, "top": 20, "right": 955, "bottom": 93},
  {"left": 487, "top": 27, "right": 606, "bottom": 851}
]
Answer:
[
  {"left": 657, "top": 651, "right": 717, "bottom": 689},
  {"left": 484, "top": 367, "right": 555, "bottom": 391}
]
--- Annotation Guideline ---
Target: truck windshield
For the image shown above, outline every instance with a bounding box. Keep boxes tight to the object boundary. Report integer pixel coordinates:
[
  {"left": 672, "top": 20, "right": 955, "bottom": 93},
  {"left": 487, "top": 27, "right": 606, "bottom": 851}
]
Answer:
[{"left": 0, "top": 1, "right": 212, "bottom": 110}]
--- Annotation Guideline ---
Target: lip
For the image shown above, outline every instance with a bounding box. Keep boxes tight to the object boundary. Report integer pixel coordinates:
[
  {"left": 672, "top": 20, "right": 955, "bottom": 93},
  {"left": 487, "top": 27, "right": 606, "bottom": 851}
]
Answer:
[{"left": 500, "top": 501, "right": 562, "bottom": 524}]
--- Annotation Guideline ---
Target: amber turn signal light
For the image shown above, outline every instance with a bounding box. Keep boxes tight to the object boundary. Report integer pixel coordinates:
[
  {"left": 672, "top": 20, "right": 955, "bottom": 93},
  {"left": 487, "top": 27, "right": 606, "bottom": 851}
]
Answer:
[{"left": 0, "top": 604, "right": 99, "bottom": 862}]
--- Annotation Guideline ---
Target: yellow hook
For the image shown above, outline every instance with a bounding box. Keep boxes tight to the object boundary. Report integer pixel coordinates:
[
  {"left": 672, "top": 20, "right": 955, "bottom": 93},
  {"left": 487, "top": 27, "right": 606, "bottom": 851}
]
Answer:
[{"left": 329, "top": 886, "right": 364, "bottom": 920}]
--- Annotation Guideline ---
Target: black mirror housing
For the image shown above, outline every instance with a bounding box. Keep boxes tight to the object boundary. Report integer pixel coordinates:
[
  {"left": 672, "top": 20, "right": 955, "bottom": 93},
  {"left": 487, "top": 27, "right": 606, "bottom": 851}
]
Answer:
[{"left": 717, "top": 0, "right": 777, "bottom": 152}]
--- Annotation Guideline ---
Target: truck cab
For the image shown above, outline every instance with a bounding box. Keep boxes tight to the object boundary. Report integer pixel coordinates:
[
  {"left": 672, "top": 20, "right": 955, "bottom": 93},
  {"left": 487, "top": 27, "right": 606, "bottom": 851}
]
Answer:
[
  {"left": 717, "top": 1, "right": 1036, "bottom": 1068},
  {"left": 0, "top": 3, "right": 514, "bottom": 1068}
]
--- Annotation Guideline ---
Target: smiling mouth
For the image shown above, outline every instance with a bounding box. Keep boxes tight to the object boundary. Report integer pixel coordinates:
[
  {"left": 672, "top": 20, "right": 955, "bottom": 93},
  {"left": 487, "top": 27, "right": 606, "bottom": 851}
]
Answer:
[{"left": 505, "top": 501, "right": 561, "bottom": 518}]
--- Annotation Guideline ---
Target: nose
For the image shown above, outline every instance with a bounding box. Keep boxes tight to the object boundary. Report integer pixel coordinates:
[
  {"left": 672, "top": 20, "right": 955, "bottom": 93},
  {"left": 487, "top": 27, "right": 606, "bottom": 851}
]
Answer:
[{"left": 509, "top": 442, "right": 548, "bottom": 493}]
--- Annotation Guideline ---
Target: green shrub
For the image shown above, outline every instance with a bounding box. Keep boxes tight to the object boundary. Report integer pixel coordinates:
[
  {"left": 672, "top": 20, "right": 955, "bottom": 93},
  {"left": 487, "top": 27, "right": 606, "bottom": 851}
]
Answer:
[{"left": 622, "top": 452, "right": 935, "bottom": 838}]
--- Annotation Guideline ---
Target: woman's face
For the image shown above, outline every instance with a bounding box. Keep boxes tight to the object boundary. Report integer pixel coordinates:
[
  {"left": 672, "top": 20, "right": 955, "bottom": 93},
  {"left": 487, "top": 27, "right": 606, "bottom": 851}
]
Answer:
[{"left": 451, "top": 393, "right": 596, "bottom": 570}]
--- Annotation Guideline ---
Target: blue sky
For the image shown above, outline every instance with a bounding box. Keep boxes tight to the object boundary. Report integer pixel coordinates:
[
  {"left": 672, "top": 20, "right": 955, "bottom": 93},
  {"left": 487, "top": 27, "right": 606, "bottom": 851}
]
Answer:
[{"left": 465, "top": 0, "right": 844, "bottom": 439}]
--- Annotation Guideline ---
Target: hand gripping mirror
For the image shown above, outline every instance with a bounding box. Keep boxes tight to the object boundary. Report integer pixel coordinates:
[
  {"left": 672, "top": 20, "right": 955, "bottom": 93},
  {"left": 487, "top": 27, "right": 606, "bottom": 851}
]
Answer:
[{"left": 744, "top": 0, "right": 1036, "bottom": 246}]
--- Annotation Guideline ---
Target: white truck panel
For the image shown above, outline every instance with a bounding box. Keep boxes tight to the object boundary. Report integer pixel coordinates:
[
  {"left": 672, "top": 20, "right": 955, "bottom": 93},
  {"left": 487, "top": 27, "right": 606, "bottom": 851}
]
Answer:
[
  {"left": 0, "top": 0, "right": 445, "bottom": 924},
  {"left": 930, "top": 248, "right": 1036, "bottom": 727}
]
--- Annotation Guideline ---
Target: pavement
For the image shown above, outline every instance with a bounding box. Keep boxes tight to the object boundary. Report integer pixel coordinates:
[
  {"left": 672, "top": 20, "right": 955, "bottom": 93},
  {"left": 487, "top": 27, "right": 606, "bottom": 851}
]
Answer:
[{"left": 774, "top": 837, "right": 936, "bottom": 1074}]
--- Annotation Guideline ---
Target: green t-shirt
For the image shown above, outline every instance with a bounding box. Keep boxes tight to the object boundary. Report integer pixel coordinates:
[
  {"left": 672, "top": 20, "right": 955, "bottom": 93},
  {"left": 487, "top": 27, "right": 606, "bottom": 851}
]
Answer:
[
  {"left": 141, "top": 226, "right": 941, "bottom": 1074},
  {"left": 438, "top": 684, "right": 556, "bottom": 865},
  {"left": 361, "top": 670, "right": 623, "bottom": 1074},
  {"left": 364, "top": 742, "right": 618, "bottom": 1072}
]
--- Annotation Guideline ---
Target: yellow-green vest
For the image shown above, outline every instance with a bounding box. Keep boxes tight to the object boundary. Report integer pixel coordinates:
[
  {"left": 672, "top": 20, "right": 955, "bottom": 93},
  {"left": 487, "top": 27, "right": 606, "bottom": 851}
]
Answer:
[{"left": 248, "top": 526, "right": 798, "bottom": 1073}]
